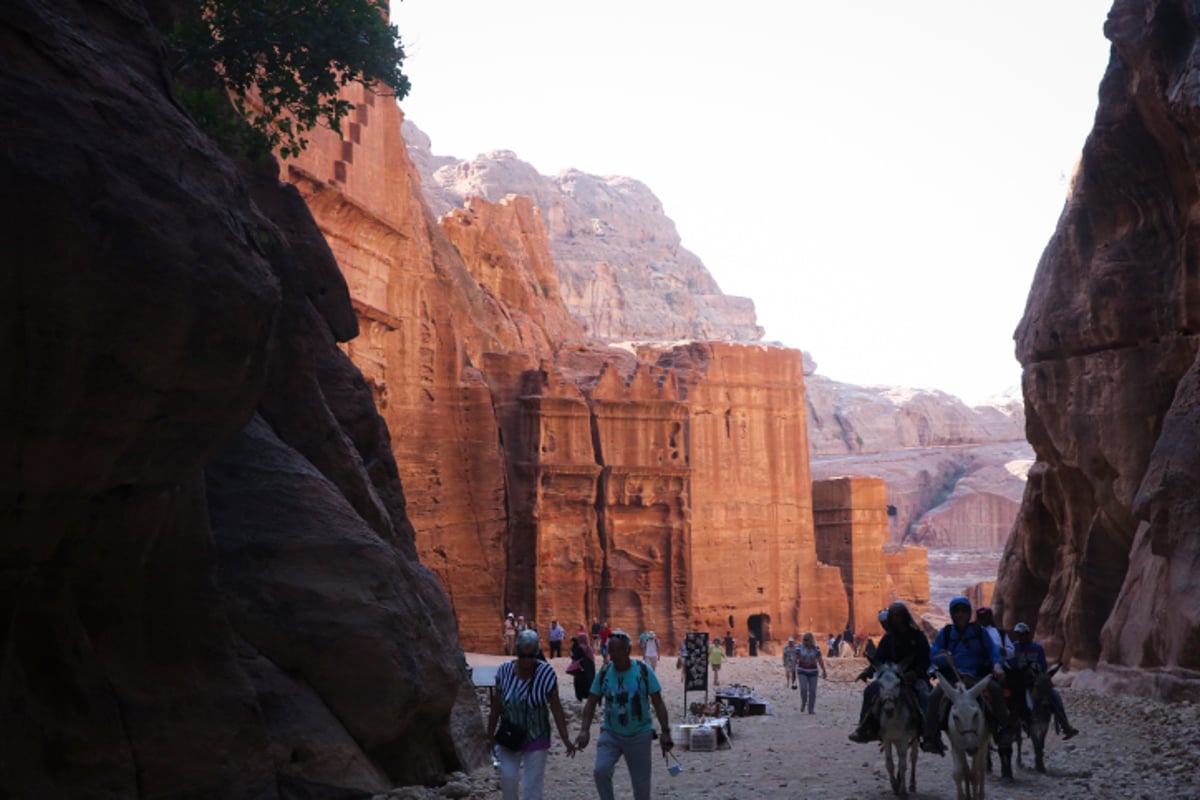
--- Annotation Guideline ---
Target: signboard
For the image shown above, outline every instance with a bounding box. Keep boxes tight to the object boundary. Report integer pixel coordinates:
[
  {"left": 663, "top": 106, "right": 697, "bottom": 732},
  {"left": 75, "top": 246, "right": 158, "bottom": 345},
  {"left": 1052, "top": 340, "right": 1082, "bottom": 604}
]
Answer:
[{"left": 683, "top": 632, "right": 709, "bottom": 692}]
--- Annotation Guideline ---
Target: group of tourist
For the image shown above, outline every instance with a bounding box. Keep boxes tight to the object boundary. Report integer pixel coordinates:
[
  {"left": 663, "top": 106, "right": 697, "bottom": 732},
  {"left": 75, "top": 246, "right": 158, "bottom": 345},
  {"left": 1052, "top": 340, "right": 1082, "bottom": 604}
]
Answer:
[
  {"left": 488, "top": 599, "right": 1079, "bottom": 800},
  {"left": 503, "top": 614, "right": 571, "bottom": 658},
  {"left": 847, "top": 597, "right": 1079, "bottom": 754}
]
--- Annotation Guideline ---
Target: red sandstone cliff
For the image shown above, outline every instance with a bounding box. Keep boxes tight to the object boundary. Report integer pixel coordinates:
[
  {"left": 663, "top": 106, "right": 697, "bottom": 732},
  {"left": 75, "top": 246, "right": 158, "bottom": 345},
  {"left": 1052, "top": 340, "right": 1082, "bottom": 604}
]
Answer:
[
  {"left": 408, "top": 126, "right": 1033, "bottom": 613},
  {"left": 276, "top": 76, "right": 874, "bottom": 653},
  {"left": 996, "top": 0, "right": 1200, "bottom": 701}
]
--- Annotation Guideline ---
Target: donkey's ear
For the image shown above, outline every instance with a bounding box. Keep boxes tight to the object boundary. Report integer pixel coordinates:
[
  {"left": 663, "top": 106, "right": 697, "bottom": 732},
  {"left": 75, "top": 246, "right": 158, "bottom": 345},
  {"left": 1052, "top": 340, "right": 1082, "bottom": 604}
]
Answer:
[
  {"left": 1047, "top": 664, "right": 1061, "bottom": 678},
  {"left": 966, "top": 676, "right": 991, "bottom": 701},
  {"left": 942, "top": 680, "right": 964, "bottom": 701}
]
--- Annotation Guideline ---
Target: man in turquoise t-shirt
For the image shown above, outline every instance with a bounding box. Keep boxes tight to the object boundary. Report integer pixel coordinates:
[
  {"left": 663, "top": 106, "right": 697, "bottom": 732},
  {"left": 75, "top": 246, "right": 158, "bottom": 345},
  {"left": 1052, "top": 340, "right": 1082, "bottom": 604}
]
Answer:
[{"left": 576, "top": 630, "right": 673, "bottom": 800}]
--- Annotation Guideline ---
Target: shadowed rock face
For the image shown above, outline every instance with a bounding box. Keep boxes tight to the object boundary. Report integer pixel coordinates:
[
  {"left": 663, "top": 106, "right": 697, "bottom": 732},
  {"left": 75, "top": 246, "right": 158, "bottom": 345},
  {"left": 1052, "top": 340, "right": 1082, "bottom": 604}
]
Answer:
[
  {"left": 0, "top": 1, "right": 480, "bottom": 796},
  {"left": 995, "top": 0, "right": 1200, "bottom": 700}
]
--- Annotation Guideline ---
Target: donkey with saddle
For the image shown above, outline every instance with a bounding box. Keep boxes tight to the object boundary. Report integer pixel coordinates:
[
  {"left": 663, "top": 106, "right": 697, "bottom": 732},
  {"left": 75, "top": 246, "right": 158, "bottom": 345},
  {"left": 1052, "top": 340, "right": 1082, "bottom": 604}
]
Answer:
[
  {"left": 847, "top": 602, "right": 931, "bottom": 797},
  {"left": 921, "top": 596, "right": 1011, "bottom": 758},
  {"left": 998, "top": 621, "right": 1080, "bottom": 776}
]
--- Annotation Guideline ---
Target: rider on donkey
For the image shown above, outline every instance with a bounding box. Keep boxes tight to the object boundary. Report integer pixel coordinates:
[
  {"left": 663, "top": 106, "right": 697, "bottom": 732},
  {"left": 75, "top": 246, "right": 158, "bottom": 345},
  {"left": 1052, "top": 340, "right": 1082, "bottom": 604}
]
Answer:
[
  {"left": 920, "top": 595, "right": 1008, "bottom": 756},
  {"left": 848, "top": 602, "right": 932, "bottom": 744},
  {"left": 1009, "top": 622, "right": 1079, "bottom": 739}
]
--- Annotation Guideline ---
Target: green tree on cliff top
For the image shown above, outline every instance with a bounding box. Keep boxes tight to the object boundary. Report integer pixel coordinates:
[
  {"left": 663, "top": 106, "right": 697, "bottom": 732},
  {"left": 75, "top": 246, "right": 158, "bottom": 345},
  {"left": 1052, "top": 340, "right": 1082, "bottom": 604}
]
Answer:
[{"left": 170, "top": 0, "right": 411, "bottom": 159}]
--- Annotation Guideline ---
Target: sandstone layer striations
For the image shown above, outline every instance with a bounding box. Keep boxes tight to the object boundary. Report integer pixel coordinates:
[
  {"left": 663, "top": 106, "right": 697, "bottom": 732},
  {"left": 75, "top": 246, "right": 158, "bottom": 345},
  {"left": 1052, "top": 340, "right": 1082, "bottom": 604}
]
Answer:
[
  {"left": 0, "top": 2, "right": 480, "bottom": 796},
  {"left": 995, "top": 0, "right": 1200, "bottom": 700}
]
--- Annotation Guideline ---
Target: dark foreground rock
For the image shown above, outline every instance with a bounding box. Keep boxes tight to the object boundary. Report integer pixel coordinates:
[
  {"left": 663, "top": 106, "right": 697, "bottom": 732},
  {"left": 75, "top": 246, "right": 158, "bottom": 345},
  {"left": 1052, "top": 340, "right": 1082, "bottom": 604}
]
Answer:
[{"left": 0, "top": 1, "right": 483, "bottom": 796}]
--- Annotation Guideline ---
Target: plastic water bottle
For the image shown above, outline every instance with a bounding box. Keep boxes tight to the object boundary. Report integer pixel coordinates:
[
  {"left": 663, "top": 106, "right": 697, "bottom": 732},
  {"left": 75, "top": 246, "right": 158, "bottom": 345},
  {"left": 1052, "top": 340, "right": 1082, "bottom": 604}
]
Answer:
[{"left": 492, "top": 745, "right": 500, "bottom": 769}]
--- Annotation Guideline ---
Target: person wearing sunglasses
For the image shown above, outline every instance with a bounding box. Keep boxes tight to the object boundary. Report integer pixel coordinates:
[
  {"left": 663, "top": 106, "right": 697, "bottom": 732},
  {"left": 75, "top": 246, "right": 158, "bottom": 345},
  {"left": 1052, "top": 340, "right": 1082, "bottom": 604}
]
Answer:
[{"left": 489, "top": 630, "right": 576, "bottom": 799}]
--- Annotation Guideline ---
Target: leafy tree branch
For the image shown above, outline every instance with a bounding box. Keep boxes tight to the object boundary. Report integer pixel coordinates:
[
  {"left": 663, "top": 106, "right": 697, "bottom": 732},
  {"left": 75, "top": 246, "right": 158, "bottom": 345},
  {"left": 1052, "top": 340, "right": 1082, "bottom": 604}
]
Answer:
[{"left": 170, "top": 0, "right": 411, "bottom": 159}]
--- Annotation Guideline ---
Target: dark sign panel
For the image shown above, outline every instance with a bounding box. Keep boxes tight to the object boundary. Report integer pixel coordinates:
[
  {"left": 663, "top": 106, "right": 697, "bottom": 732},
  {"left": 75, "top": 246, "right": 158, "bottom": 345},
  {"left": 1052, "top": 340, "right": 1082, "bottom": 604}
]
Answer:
[{"left": 684, "top": 632, "right": 709, "bottom": 692}]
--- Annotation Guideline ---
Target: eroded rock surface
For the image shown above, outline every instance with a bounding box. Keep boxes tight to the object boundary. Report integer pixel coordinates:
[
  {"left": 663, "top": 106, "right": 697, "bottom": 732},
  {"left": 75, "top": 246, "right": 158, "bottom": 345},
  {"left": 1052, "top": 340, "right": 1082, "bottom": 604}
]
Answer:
[
  {"left": 0, "top": 2, "right": 480, "bottom": 796},
  {"left": 995, "top": 0, "right": 1200, "bottom": 700}
]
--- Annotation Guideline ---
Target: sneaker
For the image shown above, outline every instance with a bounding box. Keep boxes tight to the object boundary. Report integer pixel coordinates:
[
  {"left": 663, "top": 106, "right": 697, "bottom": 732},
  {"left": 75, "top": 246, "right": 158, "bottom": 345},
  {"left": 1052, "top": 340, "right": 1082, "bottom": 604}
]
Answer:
[
  {"left": 920, "top": 738, "right": 946, "bottom": 756},
  {"left": 1062, "top": 726, "right": 1079, "bottom": 740}
]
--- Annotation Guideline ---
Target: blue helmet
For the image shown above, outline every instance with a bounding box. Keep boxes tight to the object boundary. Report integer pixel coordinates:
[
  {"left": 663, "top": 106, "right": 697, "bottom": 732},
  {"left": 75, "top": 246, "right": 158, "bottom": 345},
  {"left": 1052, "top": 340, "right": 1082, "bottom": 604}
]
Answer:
[{"left": 949, "top": 596, "right": 972, "bottom": 614}]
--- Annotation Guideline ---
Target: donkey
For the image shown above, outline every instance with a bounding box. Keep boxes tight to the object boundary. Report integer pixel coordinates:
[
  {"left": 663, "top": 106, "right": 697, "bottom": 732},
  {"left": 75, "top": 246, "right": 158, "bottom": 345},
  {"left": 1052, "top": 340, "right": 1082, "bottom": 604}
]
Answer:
[
  {"left": 876, "top": 662, "right": 920, "bottom": 798},
  {"left": 1015, "top": 663, "right": 1060, "bottom": 773},
  {"left": 944, "top": 676, "right": 991, "bottom": 800}
]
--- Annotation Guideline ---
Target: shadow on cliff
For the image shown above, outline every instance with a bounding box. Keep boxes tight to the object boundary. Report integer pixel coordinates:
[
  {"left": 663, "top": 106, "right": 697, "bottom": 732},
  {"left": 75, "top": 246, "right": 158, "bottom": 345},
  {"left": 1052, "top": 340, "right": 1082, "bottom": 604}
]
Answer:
[{"left": 0, "top": 1, "right": 483, "bottom": 797}]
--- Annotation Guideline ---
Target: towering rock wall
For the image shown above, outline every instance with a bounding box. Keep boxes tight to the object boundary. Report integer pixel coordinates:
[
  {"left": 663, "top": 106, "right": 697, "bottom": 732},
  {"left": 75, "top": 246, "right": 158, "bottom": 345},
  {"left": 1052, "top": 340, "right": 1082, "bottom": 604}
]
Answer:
[
  {"left": 288, "top": 90, "right": 862, "bottom": 652},
  {"left": 648, "top": 344, "right": 849, "bottom": 643},
  {"left": 813, "top": 477, "right": 891, "bottom": 636},
  {"left": 0, "top": 1, "right": 482, "bottom": 796},
  {"left": 884, "top": 546, "right": 932, "bottom": 617},
  {"left": 408, "top": 127, "right": 1032, "bottom": 584},
  {"left": 996, "top": 0, "right": 1200, "bottom": 700}
]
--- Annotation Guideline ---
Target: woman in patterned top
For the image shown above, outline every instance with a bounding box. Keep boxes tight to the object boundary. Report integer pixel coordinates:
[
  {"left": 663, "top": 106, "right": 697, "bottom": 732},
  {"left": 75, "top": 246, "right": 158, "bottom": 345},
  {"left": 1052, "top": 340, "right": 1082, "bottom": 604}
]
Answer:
[{"left": 488, "top": 630, "right": 576, "bottom": 799}]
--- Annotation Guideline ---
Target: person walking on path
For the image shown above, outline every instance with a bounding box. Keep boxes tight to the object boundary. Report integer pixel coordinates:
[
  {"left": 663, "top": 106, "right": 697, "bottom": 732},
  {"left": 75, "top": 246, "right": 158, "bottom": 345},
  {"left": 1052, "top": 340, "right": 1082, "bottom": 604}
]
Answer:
[
  {"left": 598, "top": 622, "right": 612, "bottom": 663},
  {"left": 643, "top": 631, "right": 660, "bottom": 671},
  {"left": 708, "top": 637, "right": 725, "bottom": 686},
  {"left": 794, "top": 632, "right": 828, "bottom": 713},
  {"left": 575, "top": 630, "right": 673, "bottom": 800},
  {"left": 488, "top": 630, "right": 576, "bottom": 800},
  {"left": 783, "top": 637, "right": 798, "bottom": 689},
  {"left": 569, "top": 633, "right": 597, "bottom": 702},
  {"left": 548, "top": 620, "right": 566, "bottom": 658}
]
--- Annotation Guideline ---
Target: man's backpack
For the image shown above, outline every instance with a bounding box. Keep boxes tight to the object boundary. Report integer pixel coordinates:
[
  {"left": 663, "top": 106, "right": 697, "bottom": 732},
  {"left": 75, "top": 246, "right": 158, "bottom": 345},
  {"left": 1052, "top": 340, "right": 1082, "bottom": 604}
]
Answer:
[
  {"left": 937, "top": 622, "right": 990, "bottom": 678},
  {"left": 596, "top": 660, "right": 651, "bottom": 720}
]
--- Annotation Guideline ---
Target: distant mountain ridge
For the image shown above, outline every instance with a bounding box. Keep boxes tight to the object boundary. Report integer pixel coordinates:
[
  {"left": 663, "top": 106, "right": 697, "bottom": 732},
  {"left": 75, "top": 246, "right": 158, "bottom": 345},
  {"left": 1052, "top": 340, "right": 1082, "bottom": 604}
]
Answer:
[{"left": 404, "top": 121, "right": 763, "bottom": 343}]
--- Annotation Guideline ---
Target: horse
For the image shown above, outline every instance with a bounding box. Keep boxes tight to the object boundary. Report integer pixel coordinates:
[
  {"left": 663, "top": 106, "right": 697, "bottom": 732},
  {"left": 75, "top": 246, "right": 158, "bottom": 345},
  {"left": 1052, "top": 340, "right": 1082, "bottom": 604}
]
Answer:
[
  {"left": 875, "top": 662, "right": 920, "bottom": 798},
  {"left": 944, "top": 676, "right": 991, "bottom": 800}
]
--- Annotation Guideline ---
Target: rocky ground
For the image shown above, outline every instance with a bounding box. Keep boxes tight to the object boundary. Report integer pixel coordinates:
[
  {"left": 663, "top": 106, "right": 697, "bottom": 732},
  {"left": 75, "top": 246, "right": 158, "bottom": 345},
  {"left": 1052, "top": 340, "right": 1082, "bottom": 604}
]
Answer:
[{"left": 374, "top": 654, "right": 1200, "bottom": 800}]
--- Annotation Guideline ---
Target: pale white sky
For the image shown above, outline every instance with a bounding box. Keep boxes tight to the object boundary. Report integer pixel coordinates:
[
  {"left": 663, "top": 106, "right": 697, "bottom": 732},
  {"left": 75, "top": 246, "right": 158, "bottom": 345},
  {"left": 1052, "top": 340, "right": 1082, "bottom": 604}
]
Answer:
[{"left": 391, "top": 2, "right": 1114, "bottom": 405}]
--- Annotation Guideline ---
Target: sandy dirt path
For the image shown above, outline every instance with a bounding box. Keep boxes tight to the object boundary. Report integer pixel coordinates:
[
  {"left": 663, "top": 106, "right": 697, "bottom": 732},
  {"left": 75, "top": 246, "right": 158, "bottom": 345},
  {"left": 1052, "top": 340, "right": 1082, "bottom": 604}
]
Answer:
[{"left": 388, "top": 653, "right": 1199, "bottom": 800}]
